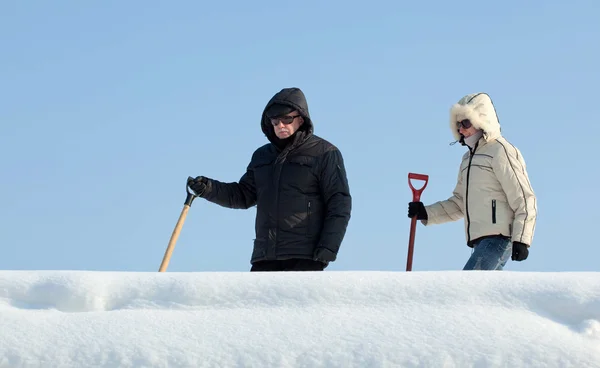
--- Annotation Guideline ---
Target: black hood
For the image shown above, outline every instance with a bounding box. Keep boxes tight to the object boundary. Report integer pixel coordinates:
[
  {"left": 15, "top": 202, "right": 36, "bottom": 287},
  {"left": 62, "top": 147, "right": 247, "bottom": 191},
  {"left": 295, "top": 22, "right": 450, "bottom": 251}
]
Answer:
[{"left": 261, "top": 87, "right": 314, "bottom": 146}]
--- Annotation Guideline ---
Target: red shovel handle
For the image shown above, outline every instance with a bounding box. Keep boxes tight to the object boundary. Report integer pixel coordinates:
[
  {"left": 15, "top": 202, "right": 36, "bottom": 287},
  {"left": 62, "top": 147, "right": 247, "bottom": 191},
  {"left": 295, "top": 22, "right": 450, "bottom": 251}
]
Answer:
[
  {"left": 406, "top": 172, "right": 429, "bottom": 272},
  {"left": 408, "top": 173, "right": 429, "bottom": 202}
]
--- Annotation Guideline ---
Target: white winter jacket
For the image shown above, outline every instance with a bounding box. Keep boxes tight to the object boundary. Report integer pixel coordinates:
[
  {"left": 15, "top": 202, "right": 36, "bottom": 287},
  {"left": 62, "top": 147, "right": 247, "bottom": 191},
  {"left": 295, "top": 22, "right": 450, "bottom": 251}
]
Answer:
[{"left": 423, "top": 93, "right": 537, "bottom": 247}]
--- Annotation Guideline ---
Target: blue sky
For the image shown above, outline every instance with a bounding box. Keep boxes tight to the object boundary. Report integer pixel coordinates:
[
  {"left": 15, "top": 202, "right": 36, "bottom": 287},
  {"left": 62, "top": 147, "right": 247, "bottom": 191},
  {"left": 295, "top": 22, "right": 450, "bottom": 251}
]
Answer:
[{"left": 1, "top": 0, "right": 598, "bottom": 272}]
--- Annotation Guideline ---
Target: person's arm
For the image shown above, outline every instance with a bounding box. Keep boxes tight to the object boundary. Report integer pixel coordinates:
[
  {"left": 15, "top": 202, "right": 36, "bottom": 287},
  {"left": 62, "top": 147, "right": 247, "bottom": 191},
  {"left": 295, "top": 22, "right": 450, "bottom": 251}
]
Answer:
[
  {"left": 193, "top": 151, "right": 259, "bottom": 209},
  {"left": 201, "top": 167, "right": 257, "bottom": 209},
  {"left": 492, "top": 143, "right": 537, "bottom": 246},
  {"left": 315, "top": 148, "right": 352, "bottom": 260},
  {"left": 423, "top": 164, "right": 465, "bottom": 225}
]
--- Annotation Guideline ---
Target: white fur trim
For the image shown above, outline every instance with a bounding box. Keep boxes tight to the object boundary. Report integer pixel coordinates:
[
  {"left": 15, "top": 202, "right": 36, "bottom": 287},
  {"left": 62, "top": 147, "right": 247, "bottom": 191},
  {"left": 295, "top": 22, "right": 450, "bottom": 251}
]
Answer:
[{"left": 449, "top": 93, "right": 501, "bottom": 142}]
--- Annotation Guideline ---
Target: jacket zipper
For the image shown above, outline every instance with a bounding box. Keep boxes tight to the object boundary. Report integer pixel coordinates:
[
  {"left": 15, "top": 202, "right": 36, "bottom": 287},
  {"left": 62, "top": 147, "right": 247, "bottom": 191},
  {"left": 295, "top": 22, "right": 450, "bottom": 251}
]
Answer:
[
  {"left": 271, "top": 142, "right": 298, "bottom": 257},
  {"left": 465, "top": 143, "right": 478, "bottom": 245},
  {"left": 492, "top": 199, "right": 497, "bottom": 224},
  {"left": 270, "top": 135, "right": 307, "bottom": 257},
  {"left": 272, "top": 151, "right": 288, "bottom": 257}
]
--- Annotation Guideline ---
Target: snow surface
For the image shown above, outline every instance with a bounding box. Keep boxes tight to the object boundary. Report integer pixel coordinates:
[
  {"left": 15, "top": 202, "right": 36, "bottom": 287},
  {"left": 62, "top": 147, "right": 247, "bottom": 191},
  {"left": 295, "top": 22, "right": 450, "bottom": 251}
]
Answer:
[{"left": 0, "top": 270, "right": 599, "bottom": 368}]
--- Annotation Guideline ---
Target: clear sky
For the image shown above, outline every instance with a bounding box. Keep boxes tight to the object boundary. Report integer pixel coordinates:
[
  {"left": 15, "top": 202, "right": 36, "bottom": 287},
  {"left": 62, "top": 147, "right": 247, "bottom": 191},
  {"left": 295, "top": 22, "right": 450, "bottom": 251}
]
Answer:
[{"left": 1, "top": 0, "right": 598, "bottom": 273}]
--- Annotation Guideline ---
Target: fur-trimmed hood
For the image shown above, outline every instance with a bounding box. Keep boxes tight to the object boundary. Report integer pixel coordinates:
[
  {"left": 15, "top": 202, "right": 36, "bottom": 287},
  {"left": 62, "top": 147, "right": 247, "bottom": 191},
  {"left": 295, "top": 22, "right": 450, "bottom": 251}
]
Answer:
[{"left": 449, "top": 93, "right": 502, "bottom": 143}]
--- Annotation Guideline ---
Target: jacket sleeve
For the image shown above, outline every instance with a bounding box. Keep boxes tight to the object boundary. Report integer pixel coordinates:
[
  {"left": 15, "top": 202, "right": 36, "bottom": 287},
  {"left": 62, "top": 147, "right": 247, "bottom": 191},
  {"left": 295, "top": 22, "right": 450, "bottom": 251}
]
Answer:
[
  {"left": 423, "top": 163, "right": 465, "bottom": 226},
  {"left": 201, "top": 159, "right": 257, "bottom": 210},
  {"left": 317, "top": 148, "right": 352, "bottom": 254},
  {"left": 492, "top": 143, "right": 537, "bottom": 245}
]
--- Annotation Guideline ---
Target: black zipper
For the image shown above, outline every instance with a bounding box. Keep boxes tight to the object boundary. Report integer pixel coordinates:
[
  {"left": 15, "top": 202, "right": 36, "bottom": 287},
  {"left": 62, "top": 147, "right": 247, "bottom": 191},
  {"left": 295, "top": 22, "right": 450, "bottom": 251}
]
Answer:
[
  {"left": 492, "top": 199, "right": 497, "bottom": 224},
  {"left": 271, "top": 149, "right": 289, "bottom": 257},
  {"left": 270, "top": 136, "right": 305, "bottom": 255},
  {"left": 465, "top": 143, "right": 478, "bottom": 244}
]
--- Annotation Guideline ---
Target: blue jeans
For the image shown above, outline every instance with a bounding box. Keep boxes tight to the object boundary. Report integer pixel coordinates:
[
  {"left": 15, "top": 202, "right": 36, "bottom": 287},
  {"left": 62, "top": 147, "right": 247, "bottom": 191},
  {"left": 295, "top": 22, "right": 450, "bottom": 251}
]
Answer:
[{"left": 463, "top": 236, "right": 512, "bottom": 270}]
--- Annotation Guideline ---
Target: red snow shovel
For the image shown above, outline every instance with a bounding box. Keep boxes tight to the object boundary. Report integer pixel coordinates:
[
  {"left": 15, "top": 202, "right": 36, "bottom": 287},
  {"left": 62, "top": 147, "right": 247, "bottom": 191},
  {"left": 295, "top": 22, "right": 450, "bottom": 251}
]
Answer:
[
  {"left": 406, "top": 172, "right": 429, "bottom": 272},
  {"left": 158, "top": 177, "right": 198, "bottom": 272}
]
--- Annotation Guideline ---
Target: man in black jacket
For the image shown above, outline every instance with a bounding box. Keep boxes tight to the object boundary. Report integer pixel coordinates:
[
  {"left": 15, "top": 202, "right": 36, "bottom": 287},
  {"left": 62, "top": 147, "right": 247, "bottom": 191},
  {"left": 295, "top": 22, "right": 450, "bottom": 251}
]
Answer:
[{"left": 188, "top": 87, "right": 352, "bottom": 271}]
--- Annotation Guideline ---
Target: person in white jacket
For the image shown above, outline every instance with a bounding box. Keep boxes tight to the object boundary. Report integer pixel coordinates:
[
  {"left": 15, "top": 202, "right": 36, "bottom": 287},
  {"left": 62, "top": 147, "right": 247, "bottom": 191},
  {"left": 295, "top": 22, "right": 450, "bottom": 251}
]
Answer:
[{"left": 408, "top": 93, "right": 537, "bottom": 270}]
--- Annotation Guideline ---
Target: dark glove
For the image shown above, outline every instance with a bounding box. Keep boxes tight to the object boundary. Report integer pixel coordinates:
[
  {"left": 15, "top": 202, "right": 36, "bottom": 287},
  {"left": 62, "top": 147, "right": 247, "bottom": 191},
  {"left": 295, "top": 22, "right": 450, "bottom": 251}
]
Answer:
[
  {"left": 408, "top": 202, "right": 428, "bottom": 220},
  {"left": 511, "top": 241, "right": 529, "bottom": 261},
  {"left": 313, "top": 247, "right": 337, "bottom": 263},
  {"left": 188, "top": 176, "right": 210, "bottom": 197}
]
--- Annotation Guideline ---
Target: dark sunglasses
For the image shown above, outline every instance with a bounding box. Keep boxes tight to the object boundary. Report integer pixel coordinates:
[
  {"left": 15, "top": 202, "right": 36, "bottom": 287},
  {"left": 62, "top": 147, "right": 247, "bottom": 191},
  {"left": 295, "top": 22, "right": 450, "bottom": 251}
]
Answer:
[
  {"left": 270, "top": 115, "right": 300, "bottom": 126},
  {"left": 457, "top": 119, "right": 472, "bottom": 129}
]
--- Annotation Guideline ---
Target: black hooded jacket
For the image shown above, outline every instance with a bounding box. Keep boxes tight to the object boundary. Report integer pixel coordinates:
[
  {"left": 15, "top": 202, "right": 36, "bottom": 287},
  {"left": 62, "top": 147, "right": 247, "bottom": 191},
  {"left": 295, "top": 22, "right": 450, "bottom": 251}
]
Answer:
[{"left": 201, "top": 87, "right": 352, "bottom": 264}]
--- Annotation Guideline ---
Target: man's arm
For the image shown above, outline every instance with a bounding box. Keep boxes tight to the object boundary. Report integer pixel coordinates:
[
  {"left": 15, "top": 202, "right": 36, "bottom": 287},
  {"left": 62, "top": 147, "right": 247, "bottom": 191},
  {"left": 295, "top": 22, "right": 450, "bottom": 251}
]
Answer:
[
  {"left": 201, "top": 167, "right": 257, "bottom": 209},
  {"left": 316, "top": 148, "right": 352, "bottom": 257}
]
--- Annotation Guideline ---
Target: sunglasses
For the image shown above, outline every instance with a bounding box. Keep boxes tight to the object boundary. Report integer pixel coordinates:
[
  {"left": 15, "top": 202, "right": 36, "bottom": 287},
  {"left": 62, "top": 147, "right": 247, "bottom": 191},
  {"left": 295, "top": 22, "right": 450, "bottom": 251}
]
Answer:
[
  {"left": 270, "top": 115, "right": 300, "bottom": 126},
  {"left": 457, "top": 119, "right": 472, "bottom": 129}
]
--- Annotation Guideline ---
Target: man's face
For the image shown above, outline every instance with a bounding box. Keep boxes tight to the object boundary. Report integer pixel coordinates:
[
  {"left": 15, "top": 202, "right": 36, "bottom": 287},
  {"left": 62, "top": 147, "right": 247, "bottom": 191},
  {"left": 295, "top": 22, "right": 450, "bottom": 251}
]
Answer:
[{"left": 270, "top": 111, "right": 304, "bottom": 139}]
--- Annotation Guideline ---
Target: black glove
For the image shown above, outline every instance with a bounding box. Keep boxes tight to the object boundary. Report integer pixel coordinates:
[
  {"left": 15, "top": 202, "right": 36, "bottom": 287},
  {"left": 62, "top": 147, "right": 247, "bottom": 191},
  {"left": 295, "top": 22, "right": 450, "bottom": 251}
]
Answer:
[
  {"left": 313, "top": 247, "right": 336, "bottom": 263},
  {"left": 511, "top": 241, "right": 529, "bottom": 261},
  {"left": 408, "top": 202, "right": 428, "bottom": 220},
  {"left": 188, "top": 176, "right": 210, "bottom": 197}
]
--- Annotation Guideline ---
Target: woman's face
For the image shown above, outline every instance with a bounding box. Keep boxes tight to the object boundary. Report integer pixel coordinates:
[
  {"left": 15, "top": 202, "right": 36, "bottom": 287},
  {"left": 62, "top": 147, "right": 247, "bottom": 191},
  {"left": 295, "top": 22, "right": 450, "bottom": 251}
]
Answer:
[{"left": 457, "top": 119, "right": 478, "bottom": 137}]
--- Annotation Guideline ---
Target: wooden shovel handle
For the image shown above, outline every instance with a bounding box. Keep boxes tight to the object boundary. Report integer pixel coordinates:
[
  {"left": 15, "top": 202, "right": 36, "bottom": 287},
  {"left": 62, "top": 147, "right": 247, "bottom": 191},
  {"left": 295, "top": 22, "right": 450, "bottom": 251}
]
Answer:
[
  {"left": 158, "top": 204, "right": 191, "bottom": 272},
  {"left": 158, "top": 177, "right": 198, "bottom": 272}
]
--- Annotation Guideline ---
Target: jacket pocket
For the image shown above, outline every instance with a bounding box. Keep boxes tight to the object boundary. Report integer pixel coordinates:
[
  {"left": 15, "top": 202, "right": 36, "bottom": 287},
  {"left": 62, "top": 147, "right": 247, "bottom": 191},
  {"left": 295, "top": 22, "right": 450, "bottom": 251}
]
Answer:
[
  {"left": 307, "top": 199, "right": 312, "bottom": 235},
  {"left": 492, "top": 199, "right": 497, "bottom": 224}
]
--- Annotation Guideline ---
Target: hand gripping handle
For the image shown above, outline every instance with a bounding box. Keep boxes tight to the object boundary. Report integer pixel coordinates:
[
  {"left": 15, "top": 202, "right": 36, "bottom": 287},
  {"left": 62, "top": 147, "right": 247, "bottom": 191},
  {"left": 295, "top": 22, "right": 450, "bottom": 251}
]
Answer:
[{"left": 185, "top": 176, "right": 199, "bottom": 206}]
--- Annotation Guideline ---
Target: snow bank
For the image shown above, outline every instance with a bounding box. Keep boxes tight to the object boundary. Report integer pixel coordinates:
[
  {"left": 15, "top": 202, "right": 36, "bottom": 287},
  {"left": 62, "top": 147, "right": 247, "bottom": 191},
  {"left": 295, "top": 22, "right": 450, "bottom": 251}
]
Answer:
[{"left": 0, "top": 270, "right": 599, "bottom": 367}]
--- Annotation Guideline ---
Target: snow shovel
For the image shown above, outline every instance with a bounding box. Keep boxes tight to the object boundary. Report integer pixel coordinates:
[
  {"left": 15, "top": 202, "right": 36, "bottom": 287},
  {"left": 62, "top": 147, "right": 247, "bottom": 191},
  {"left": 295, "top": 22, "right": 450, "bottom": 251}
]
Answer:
[
  {"left": 406, "top": 172, "right": 429, "bottom": 272},
  {"left": 158, "top": 177, "right": 198, "bottom": 272}
]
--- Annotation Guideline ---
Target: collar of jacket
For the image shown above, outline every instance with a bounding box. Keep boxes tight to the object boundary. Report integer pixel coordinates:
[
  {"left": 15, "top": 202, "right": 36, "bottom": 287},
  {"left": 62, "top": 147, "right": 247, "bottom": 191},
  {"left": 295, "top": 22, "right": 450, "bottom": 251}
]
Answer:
[
  {"left": 274, "top": 129, "right": 310, "bottom": 153},
  {"left": 464, "top": 130, "right": 484, "bottom": 148}
]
